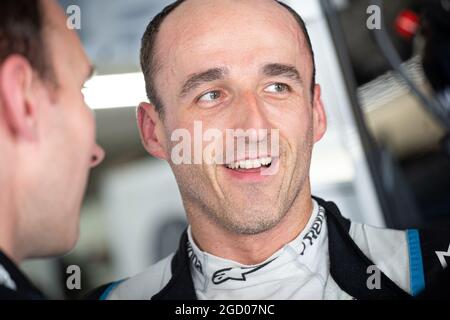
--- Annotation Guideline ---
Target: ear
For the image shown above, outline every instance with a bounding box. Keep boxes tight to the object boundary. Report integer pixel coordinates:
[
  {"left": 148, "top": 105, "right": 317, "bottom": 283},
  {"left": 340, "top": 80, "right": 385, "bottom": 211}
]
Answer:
[
  {"left": 312, "top": 84, "right": 327, "bottom": 143},
  {"left": 0, "top": 55, "right": 37, "bottom": 141},
  {"left": 137, "top": 102, "right": 168, "bottom": 160}
]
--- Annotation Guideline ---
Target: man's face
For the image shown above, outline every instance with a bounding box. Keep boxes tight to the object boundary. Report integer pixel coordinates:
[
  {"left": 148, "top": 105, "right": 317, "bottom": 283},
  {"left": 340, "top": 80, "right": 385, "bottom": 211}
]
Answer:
[
  {"left": 145, "top": 0, "right": 326, "bottom": 235},
  {"left": 18, "top": 0, "right": 104, "bottom": 257}
]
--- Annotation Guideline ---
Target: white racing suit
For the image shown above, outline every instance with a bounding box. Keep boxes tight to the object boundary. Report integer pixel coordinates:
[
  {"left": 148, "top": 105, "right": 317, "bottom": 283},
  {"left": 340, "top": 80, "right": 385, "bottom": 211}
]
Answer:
[{"left": 89, "top": 197, "right": 450, "bottom": 300}]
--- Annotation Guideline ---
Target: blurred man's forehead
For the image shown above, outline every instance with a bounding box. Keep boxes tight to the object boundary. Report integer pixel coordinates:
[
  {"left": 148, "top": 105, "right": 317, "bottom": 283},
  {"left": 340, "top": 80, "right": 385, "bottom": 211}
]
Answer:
[{"left": 41, "top": 0, "right": 91, "bottom": 82}]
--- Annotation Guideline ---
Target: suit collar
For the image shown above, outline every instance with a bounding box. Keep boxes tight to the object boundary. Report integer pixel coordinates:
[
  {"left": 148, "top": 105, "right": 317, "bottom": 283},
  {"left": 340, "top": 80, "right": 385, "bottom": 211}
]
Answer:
[
  {"left": 0, "top": 250, "right": 45, "bottom": 300},
  {"left": 314, "top": 196, "right": 410, "bottom": 299}
]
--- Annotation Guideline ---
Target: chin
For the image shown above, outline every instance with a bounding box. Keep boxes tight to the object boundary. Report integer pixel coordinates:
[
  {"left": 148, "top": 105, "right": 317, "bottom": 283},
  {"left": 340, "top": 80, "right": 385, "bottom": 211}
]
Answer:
[
  {"left": 25, "top": 215, "right": 80, "bottom": 259},
  {"left": 44, "top": 236, "right": 78, "bottom": 258},
  {"left": 219, "top": 206, "right": 284, "bottom": 235},
  {"left": 27, "top": 234, "right": 79, "bottom": 259},
  {"left": 63, "top": 225, "right": 80, "bottom": 253},
  {"left": 223, "top": 218, "right": 280, "bottom": 235},
  {"left": 50, "top": 224, "right": 80, "bottom": 257}
]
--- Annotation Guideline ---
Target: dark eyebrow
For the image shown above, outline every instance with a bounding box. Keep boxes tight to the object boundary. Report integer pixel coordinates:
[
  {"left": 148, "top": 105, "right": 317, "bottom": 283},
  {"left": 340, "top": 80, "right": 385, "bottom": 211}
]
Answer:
[
  {"left": 179, "top": 67, "right": 228, "bottom": 98},
  {"left": 262, "top": 63, "right": 303, "bottom": 85}
]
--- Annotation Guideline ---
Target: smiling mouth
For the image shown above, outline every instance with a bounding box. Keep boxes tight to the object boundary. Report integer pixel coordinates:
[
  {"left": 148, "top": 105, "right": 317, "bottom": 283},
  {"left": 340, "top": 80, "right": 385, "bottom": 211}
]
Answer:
[{"left": 224, "top": 156, "right": 273, "bottom": 171}]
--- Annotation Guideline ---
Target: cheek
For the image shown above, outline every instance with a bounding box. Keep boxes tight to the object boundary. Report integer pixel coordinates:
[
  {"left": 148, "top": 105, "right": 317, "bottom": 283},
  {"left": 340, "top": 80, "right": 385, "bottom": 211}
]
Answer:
[
  {"left": 276, "top": 109, "right": 312, "bottom": 140},
  {"left": 84, "top": 110, "right": 96, "bottom": 141},
  {"left": 68, "top": 107, "right": 96, "bottom": 164},
  {"left": 276, "top": 112, "right": 314, "bottom": 165},
  {"left": 52, "top": 87, "right": 97, "bottom": 156}
]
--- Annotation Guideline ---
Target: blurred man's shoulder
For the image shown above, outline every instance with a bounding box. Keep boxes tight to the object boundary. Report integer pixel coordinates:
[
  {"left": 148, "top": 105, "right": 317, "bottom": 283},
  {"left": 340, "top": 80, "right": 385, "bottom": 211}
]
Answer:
[{"left": 87, "top": 253, "right": 174, "bottom": 300}]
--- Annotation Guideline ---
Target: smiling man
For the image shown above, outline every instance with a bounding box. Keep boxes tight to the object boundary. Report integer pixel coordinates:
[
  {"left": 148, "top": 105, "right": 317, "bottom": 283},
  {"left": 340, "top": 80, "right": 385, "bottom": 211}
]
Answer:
[{"left": 92, "top": 0, "right": 449, "bottom": 300}]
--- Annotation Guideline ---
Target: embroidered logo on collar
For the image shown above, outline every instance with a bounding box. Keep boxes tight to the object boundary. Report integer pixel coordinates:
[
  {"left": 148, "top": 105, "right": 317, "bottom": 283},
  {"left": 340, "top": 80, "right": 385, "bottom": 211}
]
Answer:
[
  {"left": 187, "top": 241, "right": 204, "bottom": 275},
  {"left": 212, "top": 258, "right": 277, "bottom": 285},
  {"left": 0, "top": 264, "right": 17, "bottom": 291},
  {"left": 299, "top": 206, "right": 325, "bottom": 256}
]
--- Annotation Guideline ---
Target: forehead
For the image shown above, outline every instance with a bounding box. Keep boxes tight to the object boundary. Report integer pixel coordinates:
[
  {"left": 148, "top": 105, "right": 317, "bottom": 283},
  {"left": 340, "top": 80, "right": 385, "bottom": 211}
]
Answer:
[
  {"left": 41, "top": 0, "right": 90, "bottom": 80},
  {"left": 155, "top": 0, "right": 310, "bottom": 80}
]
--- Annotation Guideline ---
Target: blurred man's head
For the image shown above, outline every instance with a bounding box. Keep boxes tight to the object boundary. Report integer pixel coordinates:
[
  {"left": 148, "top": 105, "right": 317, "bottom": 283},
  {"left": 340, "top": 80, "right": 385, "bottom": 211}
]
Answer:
[
  {"left": 0, "top": 0, "right": 104, "bottom": 261},
  {"left": 137, "top": 0, "right": 326, "bottom": 235}
]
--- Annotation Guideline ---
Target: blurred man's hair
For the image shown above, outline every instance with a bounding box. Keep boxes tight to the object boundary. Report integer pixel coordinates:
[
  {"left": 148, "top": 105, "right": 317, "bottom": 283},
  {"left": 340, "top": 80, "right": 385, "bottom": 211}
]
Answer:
[
  {"left": 140, "top": 0, "right": 316, "bottom": 118},
  {"left": 0, "top": 0, "right": 53, "bottom": 83}
]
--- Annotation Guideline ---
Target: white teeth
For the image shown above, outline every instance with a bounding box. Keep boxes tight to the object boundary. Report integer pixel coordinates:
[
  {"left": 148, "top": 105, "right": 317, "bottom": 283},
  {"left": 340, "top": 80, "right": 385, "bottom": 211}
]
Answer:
[
  {"left": 253, "top": 159, "right": 261, "bottom": 168},
  {"left": 225, "top": 157, "right": 272, "bottom": 170},
  {"left": 260, "top": 157, "right": 271, "bottom": 166}
]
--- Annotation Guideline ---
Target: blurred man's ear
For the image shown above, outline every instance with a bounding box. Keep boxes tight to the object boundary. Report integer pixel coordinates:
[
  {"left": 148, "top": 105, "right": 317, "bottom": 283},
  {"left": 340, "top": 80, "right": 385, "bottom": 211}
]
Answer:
[
  {"left": 137, "top": 102, "right": 168, "bottom": 160},
  {"left": 312, "top": 84, "right": 327, "bottom": 143},
  {"left": 0, "top": 55, "right": 37, "bottom": 141}
]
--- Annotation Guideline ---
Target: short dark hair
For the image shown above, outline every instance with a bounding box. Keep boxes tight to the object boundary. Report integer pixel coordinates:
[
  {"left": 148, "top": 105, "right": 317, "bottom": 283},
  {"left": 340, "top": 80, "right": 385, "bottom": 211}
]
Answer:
[
  {"left": 0, "top": 0, "right": 52, "bottom": 82},
  {"left": 140, "top": 0, "right": 316, "bottom": 117}
]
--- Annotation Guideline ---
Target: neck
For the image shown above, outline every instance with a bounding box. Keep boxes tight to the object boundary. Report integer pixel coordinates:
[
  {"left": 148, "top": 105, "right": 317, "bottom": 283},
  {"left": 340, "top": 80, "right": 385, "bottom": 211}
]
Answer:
[
  {"left": 0, "top": 138, "right": 22, "bottom": 265},
  {"left": 187, "top": 184, "right": 313, "bottom": 265},
  {"left": 0, "top": 189, "right": 21, "bottom": 265}
]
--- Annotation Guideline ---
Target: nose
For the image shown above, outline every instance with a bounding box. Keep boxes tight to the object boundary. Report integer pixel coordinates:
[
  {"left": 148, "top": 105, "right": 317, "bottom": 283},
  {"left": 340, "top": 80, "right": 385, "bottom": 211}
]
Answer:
[
  {"left": 90, "top": 144, "right": 105, "bottom": 167},
  {"left": 234, "top": 91, "right": 270, "bottom": 139}
]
